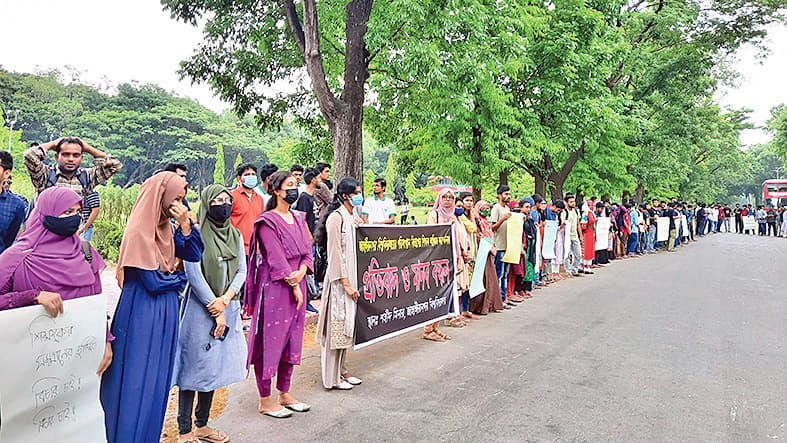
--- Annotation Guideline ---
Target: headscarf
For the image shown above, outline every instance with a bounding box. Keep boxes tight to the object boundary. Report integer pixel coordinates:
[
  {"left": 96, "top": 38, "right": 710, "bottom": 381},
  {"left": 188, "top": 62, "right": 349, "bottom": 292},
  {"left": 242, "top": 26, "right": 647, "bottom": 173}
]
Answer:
[
  {"left": 431, "top": 188, "right": 457, "bottom": 223},
  {"left": 522, "top": 197, "right": 535, "bottom": 207},
  {"left": 0, "top": 187, "right": 104, "bottom": 296},
  {"left": 116, "top": 172, "right": 187, "bottom": 286},
  {"left": 197, "top": 185, "right": 240, "bottom": 296},
  {"left": 472, "top": 200, "right": 493, "bottom": 238}
]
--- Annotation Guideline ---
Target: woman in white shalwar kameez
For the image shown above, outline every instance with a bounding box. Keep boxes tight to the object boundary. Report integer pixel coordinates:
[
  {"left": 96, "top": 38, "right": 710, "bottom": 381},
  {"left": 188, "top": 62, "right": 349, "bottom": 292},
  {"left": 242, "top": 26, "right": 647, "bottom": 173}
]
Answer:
[{"left": 316, "top": 178, "right": 363, "bottom": 390}]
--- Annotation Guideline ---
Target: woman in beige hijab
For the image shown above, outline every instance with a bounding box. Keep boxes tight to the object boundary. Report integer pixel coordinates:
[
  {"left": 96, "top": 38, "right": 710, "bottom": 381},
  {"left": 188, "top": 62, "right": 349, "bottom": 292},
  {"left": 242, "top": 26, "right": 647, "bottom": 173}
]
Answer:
[{"left": 101, "top": 172, "right": 204, "bottom": 443}]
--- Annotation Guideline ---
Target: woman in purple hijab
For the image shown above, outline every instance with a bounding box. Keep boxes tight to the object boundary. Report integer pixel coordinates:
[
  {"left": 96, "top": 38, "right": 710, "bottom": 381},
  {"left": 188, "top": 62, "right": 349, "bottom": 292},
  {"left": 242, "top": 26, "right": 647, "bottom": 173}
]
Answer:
[
  {"left": 244, "top": 171, "right": 313, "bottom": 418},
  {"left": 0, "top": 186, "right": 112, "bottom": 374}
]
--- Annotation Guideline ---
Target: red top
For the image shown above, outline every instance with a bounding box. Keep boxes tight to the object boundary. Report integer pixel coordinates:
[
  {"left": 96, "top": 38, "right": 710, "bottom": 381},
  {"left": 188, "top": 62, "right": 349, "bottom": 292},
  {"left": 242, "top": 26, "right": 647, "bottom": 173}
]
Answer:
[{"left": 231, "top": 187, "right": 265, "bottom": 255}]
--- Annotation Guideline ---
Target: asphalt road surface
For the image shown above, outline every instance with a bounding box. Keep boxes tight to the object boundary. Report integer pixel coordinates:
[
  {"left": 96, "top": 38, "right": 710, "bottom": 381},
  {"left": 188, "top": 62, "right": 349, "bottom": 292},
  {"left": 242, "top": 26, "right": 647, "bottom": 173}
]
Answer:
[{"left": 212, "top": 233, "right": 787, "bottom": 442}]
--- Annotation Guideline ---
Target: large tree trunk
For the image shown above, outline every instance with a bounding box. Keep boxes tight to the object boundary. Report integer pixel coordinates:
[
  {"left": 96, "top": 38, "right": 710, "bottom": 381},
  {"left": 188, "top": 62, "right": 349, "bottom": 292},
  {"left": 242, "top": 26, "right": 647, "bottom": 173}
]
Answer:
[
  {"left": 634, "top": 182, "right": 645, "bottom": 203},
  {"left": 499, "top": 168, "right": 509, "bottom": 187},
  {"left": 471, "top": 122, "right": 483, "bottom": 201},
  {"left": 330, "top": 106, "right": 364, "bottom": 181},
  {"left": 533, "top": 172, "right": 546, "bottom": 198},
  {"left": 284, "top": 0, "right": 371, "bottom": 182},
  {"left": 547, "top": 141, "right": 585, "bottom": 203},
  {"left": 551, "top": 181, "right": 564, "bottom": 202}
]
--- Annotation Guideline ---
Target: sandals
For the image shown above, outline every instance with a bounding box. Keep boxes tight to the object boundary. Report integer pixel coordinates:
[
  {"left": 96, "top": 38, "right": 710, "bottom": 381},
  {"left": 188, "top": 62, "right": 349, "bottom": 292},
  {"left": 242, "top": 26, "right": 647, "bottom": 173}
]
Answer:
[
  {"left": 434, "top": 329, "right": 452, "bottom": 340},
  {"left": 423, "top": 331, "right": 445, "bottom": 341},
  {"left": 444, "top": 318, "right": 466, "bottom": 328},
  {"left": 196, "top": 429, "right": 230, "bottom": 443}
]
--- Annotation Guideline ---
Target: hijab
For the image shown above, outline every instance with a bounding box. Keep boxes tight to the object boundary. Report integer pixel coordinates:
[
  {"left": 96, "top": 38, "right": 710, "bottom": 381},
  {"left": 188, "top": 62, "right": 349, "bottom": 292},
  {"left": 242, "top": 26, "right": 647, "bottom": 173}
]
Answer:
[
  {"left": 198, "top": 185, "right": 241, "bottom": 296},
  {"left": 0, "top": 187, "right": 104, "bottom": 297},
  {"left": 116, "top": 172, "right": 187, "bottom": 286},
  {"left": 473, "top": 200, "right": 493, "bottom": 238},
  {"left": 431, "top": 188, "right": 457, "bottom": 223}
]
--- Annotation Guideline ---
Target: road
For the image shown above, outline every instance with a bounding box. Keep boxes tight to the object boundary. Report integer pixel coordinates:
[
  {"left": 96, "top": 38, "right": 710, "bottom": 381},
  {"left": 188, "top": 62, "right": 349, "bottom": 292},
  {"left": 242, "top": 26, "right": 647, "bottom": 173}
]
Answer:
[{"left": 209, "top": 233, "right": 787, "bottom": 442}]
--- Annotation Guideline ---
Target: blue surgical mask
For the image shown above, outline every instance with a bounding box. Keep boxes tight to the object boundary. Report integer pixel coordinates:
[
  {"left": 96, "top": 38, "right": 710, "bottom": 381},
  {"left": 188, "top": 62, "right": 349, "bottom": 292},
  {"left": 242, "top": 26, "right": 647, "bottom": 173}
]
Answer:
[
  {"left": 242, "top": 175, "right": 258, "bottom": 188},
  {"left": 350, "top": 194, "right": 364, "bottom": 207},
  {"left": 454, "top": 207, "right": 464, "bottom": 217}
]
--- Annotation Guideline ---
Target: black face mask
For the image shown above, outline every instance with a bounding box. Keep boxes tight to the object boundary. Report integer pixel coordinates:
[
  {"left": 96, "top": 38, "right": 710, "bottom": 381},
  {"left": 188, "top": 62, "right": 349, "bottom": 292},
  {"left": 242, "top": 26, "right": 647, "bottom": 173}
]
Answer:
[
  {"left": 283, "top": 188, "right": 299, "bottom": 204},
  {"left": 43, "top": 214, "right": 81, "bottom": 237},
  {"left": 208, "top": 203, "right": 232, "bottom": 222}
]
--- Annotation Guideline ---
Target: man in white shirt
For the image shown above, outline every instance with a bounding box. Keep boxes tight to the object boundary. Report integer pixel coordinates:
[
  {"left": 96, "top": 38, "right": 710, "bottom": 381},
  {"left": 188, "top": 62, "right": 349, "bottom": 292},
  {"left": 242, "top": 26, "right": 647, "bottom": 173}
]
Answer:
[{"left": 362, "top": 178, "right": 396, "bottom": 224}]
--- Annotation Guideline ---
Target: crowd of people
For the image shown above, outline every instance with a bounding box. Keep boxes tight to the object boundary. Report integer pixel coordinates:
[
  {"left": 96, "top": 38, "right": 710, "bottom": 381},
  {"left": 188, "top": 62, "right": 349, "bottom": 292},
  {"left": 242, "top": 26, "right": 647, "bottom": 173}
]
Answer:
[{"left": 0, "top": 137, "right": 785, "bottom": 443}]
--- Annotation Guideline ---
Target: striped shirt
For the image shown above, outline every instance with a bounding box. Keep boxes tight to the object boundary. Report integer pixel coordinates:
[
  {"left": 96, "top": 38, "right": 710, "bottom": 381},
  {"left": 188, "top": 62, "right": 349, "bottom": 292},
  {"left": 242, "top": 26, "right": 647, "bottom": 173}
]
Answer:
[{"left": 82, "top": 191, "right": 101, "bottom": 223}]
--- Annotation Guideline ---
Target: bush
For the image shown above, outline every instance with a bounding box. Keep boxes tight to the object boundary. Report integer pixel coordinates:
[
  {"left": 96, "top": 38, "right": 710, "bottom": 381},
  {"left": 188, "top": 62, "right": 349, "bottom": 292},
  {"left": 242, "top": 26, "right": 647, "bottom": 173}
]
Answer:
[{"left": 92, "top": 184, "right": 139, "bottom": 262}]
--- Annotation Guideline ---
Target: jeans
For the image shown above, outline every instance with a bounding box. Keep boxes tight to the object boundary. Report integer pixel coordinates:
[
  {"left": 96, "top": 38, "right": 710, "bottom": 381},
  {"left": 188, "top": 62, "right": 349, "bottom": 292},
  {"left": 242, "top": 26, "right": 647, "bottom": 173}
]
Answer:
[
  {"left": 723, "top": 217, "right": 731, "bottom": 232},
  {"left": 83, "top": 225, "right": 94, "bottom": 242},
  {"left": 178, "top": 390, "right": 214, "bottom": 435},
  {"left": 566, "top": 239, "right": 582, "bottom": 274},
  {"left": 647, "top": 227, "right": 656, "bottom": 251},
  {"left": 697, "top": 219, "right": 707, "bottom": 236},
  {"left": 494, "top": 251, "right": 510, "bottom": 301},
  {"left": 627, "top": 232, "right": 639, "bottom": 254}
]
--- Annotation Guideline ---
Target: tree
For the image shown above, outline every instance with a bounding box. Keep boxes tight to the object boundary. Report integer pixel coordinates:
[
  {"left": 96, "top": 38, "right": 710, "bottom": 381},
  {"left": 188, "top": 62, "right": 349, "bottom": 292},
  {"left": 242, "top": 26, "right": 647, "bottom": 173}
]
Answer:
[
  {"left": 214, "top": 144, "right": 226, "bottom": 185},
  {"left": 163, "top": 0, "right": 378, "bottom": 181}
]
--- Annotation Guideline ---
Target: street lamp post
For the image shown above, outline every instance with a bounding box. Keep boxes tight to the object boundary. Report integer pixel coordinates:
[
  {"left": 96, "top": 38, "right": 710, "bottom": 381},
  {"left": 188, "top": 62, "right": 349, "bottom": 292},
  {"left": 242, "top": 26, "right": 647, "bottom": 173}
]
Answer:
[{"left": 4, "top": 109, "right": 20, "bottom": 152}]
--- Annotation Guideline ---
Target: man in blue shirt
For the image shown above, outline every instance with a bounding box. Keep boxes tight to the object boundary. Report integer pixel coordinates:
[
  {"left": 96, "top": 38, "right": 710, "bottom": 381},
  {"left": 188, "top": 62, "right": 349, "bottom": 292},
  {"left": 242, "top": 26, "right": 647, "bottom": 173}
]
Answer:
[{"left": 0, "top": 151, "right": 27, "bottom": 254}]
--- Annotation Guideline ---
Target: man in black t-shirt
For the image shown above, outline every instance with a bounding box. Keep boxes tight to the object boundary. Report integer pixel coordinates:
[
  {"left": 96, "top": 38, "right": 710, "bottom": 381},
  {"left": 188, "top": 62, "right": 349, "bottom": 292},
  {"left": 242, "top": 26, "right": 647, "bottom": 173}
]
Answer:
[
  {"left": 722, "top": 204, "right": 732, "bottom": 232},
  {"left": 294, "top": 168, "right": 322, "bottom": 313},
  {"left": 663, "top": 203, "right": 679, "bottom": 252},
  {"left": 733, "top": 203, "right": 743, "bottom": 233}
]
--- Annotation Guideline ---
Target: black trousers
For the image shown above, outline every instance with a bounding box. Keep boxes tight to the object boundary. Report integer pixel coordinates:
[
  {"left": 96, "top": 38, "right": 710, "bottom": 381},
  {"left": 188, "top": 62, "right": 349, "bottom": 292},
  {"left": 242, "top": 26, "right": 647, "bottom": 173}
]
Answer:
[
  {"left": 401, "top": 214, "right": 409, "bottom": 224},
  {"left": 735, "top": 217, "right": 743, "bottom": 233},
  {"left": 178, "top": 390, "right": 215, "bottom": 435}
]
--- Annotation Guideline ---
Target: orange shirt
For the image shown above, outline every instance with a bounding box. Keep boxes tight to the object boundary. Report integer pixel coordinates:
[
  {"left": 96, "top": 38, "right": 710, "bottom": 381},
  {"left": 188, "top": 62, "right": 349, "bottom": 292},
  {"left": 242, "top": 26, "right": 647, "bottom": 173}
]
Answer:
[{"left": 231, "top": 187, "right": 265, "bottom": 254}]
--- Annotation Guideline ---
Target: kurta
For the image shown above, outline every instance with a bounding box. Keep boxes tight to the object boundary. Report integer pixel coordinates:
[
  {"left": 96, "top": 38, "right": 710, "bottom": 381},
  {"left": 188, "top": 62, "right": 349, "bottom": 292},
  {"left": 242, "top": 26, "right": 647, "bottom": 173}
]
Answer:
[
  {"left": 317, "top": 206, "right": 358, "bottom": 388},
  {"left": 101, "top": 227, "right": 204, "bottom": 443},
  {"left": 581, "top": 210, "right": 597, "bottom": 260},
  {"left": 172, "top": 236, "right": 247, "bottom": 392},
  {"left": 245, "top": 210, "right": 313, "bottom": 380}
]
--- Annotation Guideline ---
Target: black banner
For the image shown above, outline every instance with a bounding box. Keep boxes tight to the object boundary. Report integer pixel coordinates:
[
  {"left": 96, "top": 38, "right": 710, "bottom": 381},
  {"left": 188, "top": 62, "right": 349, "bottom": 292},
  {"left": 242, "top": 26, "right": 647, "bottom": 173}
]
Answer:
[{"left": 354, "top": 224, "right": 457, "bottom": 349}]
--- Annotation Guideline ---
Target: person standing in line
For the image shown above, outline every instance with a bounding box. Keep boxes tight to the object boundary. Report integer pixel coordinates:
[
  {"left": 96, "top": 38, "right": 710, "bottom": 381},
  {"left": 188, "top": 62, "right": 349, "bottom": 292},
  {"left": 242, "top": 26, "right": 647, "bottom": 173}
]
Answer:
[
  {"left": 469, "top": 200, "right": 505, "bottom": 315},
  {"left": 490, "top": 185, "right": 513, "bottom": 305},
  {"left": 400, "top": 198, "right": 410, "bottom": 225},
  {"left": 722, "top": 204, "right": 732, "bottom": 232},
  {"left": 457, "top": 192, "right": 481, "bottom": 318},
  {"left": 294, "top": 167, "right": 323, "bottom": 314},
  {"left": 315, "top": 178, "right": 364, "bottom": 389},
  {"left": 244, "top": 171, "right": 313, "bottom": 418},
  {"left": 756, "top": 205, "right": 768, "bottom": 236},
  {"left": 734, "top": 203, "right": 744, "bottom": 233},
  {"left": 290, "top": 164, "right": 304, "bottom": 190},
  {"left": 550, "top": 200, "right": 567, "bottom": 280},
  {"left": 766, "top": 206, "right": 778, "bottom": 236},
  {"left": 424, "top": 189, "right": 471, "bottom": 339},
  {"left": 173, "top": 185, "right": 246, "bottom": 443},
  {"left": 0, "top": 187, "right": 113, "bottom": 373},
  {"left": 627, "top": 202, "right": 639, "bottom": 256},
  {"left": 362, "top": 178, "right": 397, "bottom": 224},
  {"left": 101, "top": 172, "right": 204, "bottom": 443},
  {"left": 663, "top": 202, "right": 679, "bottom": 252},
  {"left": 580, "top": 200, "right": 597, "bottom": 273},
  {"left": 230, "top": 163, "right": 264, "bottom": 256},
  {"left": 708, "top": 204, "right": 719, "bottom": 234},
  {"left": 313, "top": 162, "right": 333, "bottom": 219},
  {"left": 0, "top": 152, "right": 26, "bottom": 254},
  {"left": 254, "top": 163, "right": 280, "bottom": 205},
  {"left": 564, "top": 193, "right": 583, "bottom": 277}
]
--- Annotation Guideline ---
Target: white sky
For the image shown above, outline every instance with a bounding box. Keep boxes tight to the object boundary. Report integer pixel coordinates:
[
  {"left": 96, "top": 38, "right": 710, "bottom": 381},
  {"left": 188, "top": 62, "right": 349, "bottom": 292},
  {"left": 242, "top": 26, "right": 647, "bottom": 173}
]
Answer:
[{"left": 1, "top": 0, "right": 785, "bottom": 146}]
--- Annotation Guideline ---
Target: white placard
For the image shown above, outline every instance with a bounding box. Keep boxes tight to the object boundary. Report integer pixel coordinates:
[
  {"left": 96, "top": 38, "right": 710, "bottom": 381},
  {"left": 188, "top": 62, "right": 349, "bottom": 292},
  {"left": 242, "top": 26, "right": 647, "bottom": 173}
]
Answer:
[
  {"left": 0, "top": 294, "right": 107, "bottom": 443},
  {"left": 656, "top": 217, "right": 670, "bottom": 242},
  {"left": 743, "top": 215, "right": 757, "bottom": 233},
  {"left": 680, "top": 216, "right": 689, "bottom": 237},
  {"left": 595, "top": 217, "right": 611, "bottom": 251},
  {"left": 541, "top": 220, "right": 558, "bottom": 260}
]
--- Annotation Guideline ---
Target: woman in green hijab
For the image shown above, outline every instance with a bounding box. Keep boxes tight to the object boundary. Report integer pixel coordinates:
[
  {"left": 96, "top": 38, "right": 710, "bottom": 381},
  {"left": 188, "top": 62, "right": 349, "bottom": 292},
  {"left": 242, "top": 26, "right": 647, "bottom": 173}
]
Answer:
[{"left": 172, "top": 185, "right": 247, "bottom": 443}]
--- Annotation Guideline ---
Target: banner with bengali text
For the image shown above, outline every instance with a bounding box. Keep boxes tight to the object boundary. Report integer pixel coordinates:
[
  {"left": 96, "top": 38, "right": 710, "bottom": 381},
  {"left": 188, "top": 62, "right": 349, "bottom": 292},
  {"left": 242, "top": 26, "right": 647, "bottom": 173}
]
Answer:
[
  {"left": 0, "top": 294, "right": 107, "bottom": 443},
  {"left": 355, "top": 224, "right": 457, "bottom": 349}
]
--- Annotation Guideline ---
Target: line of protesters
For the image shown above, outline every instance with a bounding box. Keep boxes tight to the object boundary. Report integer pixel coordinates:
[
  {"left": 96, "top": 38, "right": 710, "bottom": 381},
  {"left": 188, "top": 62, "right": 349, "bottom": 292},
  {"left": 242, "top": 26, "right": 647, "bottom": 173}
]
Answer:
[{"left": 0, "top": 137, "right": 781, "bottom": 443}]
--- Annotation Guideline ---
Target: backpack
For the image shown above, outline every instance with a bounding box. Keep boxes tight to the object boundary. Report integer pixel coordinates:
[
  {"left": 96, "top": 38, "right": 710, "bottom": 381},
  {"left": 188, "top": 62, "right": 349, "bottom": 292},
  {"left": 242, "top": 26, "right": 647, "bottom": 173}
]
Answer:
[{"left": 46, "top": 166, "right": 92, "bottom": 196}]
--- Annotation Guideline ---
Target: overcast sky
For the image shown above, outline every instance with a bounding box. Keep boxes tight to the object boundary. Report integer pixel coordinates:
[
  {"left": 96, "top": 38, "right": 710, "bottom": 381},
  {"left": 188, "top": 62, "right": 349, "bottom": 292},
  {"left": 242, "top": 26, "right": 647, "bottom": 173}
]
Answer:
[{"left": 1, "top": 0, "right": 786, "bottom": 146}]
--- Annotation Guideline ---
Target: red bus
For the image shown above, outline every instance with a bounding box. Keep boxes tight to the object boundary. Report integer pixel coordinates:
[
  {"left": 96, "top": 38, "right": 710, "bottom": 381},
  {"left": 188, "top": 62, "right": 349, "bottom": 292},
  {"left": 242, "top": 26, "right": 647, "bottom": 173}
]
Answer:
[{"left": 763, "top": 179, "right": 787, "bottom": 206}]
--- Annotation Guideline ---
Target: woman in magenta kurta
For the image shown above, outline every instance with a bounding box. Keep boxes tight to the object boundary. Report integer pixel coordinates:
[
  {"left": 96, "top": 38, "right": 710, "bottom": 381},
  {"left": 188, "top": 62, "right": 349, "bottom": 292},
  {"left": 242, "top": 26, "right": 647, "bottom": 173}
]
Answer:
[{"left": 244, "top": 171, "right": 314, "bottom": 418}]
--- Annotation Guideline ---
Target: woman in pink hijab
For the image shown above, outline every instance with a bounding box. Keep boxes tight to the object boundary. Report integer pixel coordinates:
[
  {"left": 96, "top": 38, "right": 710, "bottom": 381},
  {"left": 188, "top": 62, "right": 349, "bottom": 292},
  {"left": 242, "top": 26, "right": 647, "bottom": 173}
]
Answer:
[
  {"left": 0, "top": 186, "right": 112, "bottom": 374},
  {"left": 423, "top": 188, "right": 470, "bottom": 341}
]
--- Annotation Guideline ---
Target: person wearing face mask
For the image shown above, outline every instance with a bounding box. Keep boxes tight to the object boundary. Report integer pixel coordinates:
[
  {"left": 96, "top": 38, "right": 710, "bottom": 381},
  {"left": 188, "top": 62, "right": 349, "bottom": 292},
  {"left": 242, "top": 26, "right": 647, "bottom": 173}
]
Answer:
[
  {"left": 0, "top": 186, "right": 113, "bottom": 373},
  {"left": 101, "top": 172, "right": 204, "bottom": 443},
  {"left": 244, "top": 171, "right": 314, "bottom": 418},
  {"left": 315, "top": 178, "right": 364, "bottom": 390},
  {"left": 172, "top": 185, "right": 247, "bottom": 443},
  {"left": 231, "top": 163, "right": 265, "bottom": 256},
  {"left": 469, "top": 200, "right": 505, "bottom": 315}
]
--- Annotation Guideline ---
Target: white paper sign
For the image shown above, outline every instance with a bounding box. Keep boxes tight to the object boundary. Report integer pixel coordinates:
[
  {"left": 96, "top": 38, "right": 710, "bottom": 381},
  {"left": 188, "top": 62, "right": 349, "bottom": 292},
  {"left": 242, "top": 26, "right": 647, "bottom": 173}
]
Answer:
[
  {"left": 656, "top": 217, "right": 670, "bottom": 242},
  {"left": 595, "top": 217, "right": 611, "bottom": 251},
  {"left": 541, "top": 220, "right": 558, "bottom": 260},
  {"left": 680, "top": 216, "right": 689, "bottom": 237},
  {"left": 0, "top": 294, "right": 107, "bottom": 443},
  {"left": 743, "top": 215, "right": 757, "bottom": 232}
]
